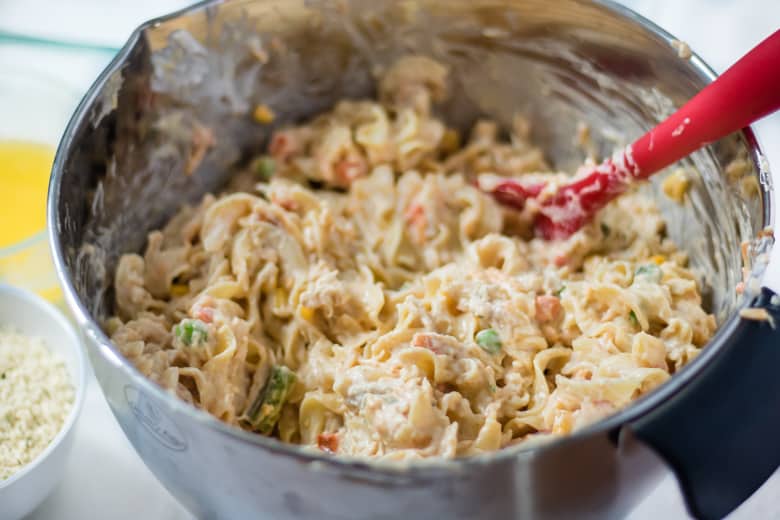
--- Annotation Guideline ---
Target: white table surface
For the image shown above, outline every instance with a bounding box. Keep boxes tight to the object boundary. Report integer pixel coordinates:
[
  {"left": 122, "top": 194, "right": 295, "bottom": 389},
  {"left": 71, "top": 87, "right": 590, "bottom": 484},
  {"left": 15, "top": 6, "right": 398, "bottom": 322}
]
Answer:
[{"left": 3, "top": 0, "right": 777, "bottom": 518}]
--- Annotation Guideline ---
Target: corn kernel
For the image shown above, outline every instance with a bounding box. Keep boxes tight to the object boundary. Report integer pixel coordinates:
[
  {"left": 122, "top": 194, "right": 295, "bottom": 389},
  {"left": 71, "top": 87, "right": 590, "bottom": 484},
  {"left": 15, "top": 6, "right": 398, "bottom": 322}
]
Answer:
[
  {"left": 253, "top": 104, "right": 275, "bottom": 124},
  {"left": 253, "top": 156, "right": 276, "bottom": 181},
  {"left": 650, "top": 255, "right": 665, "bottom": 265},
  {"left": 299, "top": 306, "right": 315, "bottom": 322},
  {"left": 105, "top": 317, "right": 123, "bottom": 336},
  {"left": 274, "top": 288, "right": 287, "bottom": 308},
  {"left": 440, "top": 128, "right": 461, "bottom": 154},
  {"left": 171, "top": 283, "right": 189, "bottom": 297},
  {"left": 661, "top": 169, "right": 690, "bottom": 203}
]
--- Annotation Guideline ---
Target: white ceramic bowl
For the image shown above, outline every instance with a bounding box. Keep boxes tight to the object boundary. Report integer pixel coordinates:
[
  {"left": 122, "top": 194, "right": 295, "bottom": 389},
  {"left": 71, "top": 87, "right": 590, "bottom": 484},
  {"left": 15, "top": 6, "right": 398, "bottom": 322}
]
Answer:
[{"left": 0, "top": 284, "right": 86, "bottom": 520}]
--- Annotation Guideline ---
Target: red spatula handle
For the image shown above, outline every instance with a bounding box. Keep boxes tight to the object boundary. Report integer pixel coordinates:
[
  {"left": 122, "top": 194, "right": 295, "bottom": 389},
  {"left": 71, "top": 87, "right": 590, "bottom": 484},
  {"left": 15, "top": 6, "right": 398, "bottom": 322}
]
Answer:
[
  {"left": 632, "top": 28, "right": 780, "bottom": 175},
  {"left": 535, "top": 29, "right": 780, "bottom": 239}
]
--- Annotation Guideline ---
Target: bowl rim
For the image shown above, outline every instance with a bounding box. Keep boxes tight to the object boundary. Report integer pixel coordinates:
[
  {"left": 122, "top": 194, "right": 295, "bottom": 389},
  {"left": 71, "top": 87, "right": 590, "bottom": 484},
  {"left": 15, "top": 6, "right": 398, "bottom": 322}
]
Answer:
[
  {"left": 0, "top": 283, "right": 87, "bottom": 490},
  {"left": 47, "top": 0, "right": 774, "bottom": 476}
]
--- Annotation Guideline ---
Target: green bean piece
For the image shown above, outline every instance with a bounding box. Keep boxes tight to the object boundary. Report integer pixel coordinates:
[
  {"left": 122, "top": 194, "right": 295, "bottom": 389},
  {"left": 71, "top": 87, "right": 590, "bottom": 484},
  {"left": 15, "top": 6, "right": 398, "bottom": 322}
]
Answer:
[
  {"left": 628, "top": 310, "right": 639, "bottom": 327},
  {"left": 174, "top": 319, "right": 208, "bottom": 346},
  {"left": 476, "top": 328, "right": 502, "bottom": 354},
  {"left": 247, "top": 365, "right": 297, "bottom": 435}
]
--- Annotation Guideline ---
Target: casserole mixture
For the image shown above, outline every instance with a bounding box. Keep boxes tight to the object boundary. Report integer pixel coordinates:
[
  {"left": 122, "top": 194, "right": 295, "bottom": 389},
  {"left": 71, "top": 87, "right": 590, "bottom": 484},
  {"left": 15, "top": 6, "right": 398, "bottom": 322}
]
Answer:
[{"left": 106, "top": 57, "right": 715, "bottom": 459}]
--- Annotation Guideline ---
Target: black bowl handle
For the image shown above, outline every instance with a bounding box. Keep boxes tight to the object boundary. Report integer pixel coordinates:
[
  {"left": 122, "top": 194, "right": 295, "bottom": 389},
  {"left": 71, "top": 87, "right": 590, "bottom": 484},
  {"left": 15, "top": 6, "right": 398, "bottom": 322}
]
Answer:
[{"left": 631, "top": 287, "right": 780, "bottom": 520}]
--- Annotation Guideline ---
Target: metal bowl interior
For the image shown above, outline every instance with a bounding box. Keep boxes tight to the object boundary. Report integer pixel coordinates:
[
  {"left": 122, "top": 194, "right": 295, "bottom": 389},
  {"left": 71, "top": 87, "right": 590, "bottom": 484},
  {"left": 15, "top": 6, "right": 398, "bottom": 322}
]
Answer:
[
  {"left": 53, "top": 0, "right": 769, "bottom": 324},
  {"left": 48, "top": 0, "right": 773, "bottom": 517}
]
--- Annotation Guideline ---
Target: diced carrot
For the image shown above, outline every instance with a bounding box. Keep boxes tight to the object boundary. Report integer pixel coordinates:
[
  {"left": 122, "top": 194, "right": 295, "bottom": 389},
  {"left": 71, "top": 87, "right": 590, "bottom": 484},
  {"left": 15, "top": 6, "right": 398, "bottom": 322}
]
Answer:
[
  {"left": 271, "top": 195, "right": 299, "bottom": 212},
  {"left": 333, "top": 156, "right": 367, "bottom": 185},
  {"left": 405, "top": 203, "right": 424, "bottom": 221},
  {"left": 279, "top": 200, "right": 298, "bottom": 211},
  {"left": 411, "top": 333, "right": 441, "bottom": 353},
  {"left": 404, "top": 203, "right": 427, "bottom": 245},
  {"left": 269, "top": 132, "right": 298, "bottom": 161},
  {"left": 317, "top": 432, "right": 339, "bottom": 453},
  {"left": 535, "top": 295, "right": 561, "bottom": 322},
  {"left": 196, "top": 307, "right": 214, "bottom": 324},
  {"left": 412, "top": 333, "right": 431, "bottom": 348}
]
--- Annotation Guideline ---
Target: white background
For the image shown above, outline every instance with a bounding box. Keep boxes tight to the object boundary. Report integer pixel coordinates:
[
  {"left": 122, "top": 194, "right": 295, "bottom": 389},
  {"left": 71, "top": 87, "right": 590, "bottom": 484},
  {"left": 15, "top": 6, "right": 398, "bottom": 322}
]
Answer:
[{"left": 0, "top": 1, "right": 777, "bottom": 518}]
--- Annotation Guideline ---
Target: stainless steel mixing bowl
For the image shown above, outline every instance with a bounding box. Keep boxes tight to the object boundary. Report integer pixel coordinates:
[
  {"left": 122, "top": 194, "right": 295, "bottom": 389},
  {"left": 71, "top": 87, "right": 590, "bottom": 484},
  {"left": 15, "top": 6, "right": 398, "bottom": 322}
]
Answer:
[{"left": 48, "top": 1, "right": 780, "bottom": 519}]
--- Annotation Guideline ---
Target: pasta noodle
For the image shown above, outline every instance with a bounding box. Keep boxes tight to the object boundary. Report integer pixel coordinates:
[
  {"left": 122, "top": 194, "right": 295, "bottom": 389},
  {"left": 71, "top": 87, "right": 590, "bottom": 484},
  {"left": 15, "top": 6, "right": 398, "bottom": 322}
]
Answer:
[{"left": 107, "top": 56, "right": 716, "bottom": 459}]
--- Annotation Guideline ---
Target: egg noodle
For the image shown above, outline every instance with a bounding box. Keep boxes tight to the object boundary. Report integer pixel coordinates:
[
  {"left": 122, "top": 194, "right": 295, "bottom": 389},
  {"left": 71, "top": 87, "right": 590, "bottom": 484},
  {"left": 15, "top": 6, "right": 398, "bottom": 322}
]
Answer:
[{"left": 107, "top": 57, "right": 715, "bottom": 459}]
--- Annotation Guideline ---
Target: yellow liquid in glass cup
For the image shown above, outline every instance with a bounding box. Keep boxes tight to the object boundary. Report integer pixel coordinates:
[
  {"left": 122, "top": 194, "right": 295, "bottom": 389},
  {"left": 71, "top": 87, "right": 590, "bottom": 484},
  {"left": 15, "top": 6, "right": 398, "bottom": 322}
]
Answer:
[
  {"left": 0, "top": 141, "right": 52, "bottom": 247},
  {"left": 0, "top": 140, "right": 62, "bottom": 302}
]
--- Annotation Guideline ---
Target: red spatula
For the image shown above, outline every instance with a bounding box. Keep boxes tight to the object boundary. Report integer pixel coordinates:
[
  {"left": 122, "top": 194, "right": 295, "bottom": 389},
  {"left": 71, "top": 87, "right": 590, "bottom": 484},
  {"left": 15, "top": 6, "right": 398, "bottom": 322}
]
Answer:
[{"left": 483, "top": 29, "right": 780, "bottom": 240}]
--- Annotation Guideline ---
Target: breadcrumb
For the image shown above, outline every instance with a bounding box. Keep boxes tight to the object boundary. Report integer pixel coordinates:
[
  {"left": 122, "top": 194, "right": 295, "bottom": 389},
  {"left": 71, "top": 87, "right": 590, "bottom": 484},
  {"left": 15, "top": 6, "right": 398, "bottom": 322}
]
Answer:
[{"left": 0, "top": 329, "right": 74, "bottom": 480}]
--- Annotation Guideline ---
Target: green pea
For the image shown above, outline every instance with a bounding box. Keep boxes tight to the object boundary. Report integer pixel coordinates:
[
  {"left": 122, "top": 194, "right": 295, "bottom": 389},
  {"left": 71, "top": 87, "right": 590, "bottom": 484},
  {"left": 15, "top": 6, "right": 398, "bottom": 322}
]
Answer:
[
  {"left": 254, "top": 156, "right": 276, "bottom": 181},
  {"left": 174, "top": 319, "right": 209, "bottom": 346},
  {"left": 476, "top": 328, "right": 502, "bottom": 354}
]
